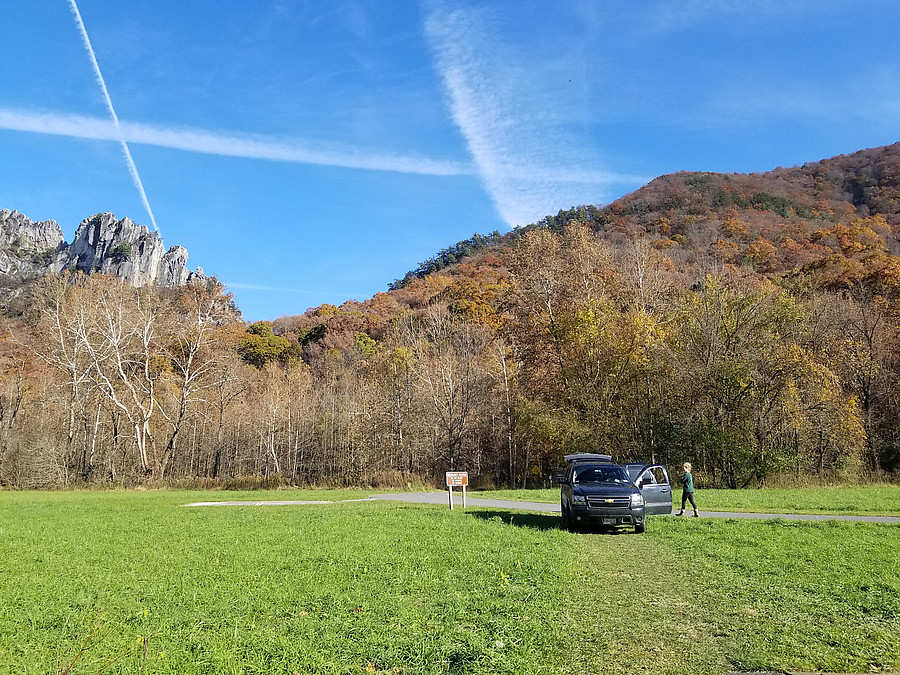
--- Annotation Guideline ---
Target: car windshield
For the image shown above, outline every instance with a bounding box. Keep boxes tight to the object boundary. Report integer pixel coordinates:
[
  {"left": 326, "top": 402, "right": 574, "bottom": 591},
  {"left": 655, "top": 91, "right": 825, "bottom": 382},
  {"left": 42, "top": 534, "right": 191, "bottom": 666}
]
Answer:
[{"left": 573, "top": 465, "right": 630, "bottom": 485}]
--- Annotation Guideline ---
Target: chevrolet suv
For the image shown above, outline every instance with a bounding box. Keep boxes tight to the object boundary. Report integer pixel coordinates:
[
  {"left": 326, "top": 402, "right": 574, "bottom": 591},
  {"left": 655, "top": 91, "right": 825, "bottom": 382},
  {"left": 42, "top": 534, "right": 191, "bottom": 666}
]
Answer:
[{"left": 558, "top": 454, "right": 672, "bottom": 533}]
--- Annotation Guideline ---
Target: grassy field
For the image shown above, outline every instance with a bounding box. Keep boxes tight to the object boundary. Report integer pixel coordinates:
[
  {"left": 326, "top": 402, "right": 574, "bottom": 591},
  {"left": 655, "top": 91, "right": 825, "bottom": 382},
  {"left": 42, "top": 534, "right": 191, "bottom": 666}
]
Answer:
[
  {"left": 1, "top": 489, "right": 898, "bottom": 674},
  {"left": 471, "top": 485, "right": 900, "bottom": 516}
]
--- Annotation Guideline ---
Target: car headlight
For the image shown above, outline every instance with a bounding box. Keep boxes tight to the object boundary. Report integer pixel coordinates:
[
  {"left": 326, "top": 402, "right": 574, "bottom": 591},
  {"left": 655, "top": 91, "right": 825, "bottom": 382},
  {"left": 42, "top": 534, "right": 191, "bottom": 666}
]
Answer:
[
  {"left": 573, "top": 495, "right": 587, "bottom": 505},
  {"left": 630, "top": 493, "right": 644, "bottom": 508}
]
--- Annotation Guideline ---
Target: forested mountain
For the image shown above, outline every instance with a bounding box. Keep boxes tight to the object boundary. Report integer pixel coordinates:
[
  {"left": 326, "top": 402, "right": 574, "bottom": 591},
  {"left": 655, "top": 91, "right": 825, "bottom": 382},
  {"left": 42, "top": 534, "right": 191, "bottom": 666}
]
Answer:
[
  {"left": 397, "top": 141, "right": 900, "bottom": 287},
  {"left": 2, "top": 143, "right": 899, "bottom": 488}
]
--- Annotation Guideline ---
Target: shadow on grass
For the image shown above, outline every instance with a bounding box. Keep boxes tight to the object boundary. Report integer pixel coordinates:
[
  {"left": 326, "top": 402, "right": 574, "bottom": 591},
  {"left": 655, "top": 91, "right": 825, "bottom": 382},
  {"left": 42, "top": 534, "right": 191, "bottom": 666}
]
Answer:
[
  {"left": 467, "top": 509, "right": 559, "bottom": 530},
  {"left": 466, "top": 509, "right": 638, "bottom": 535}
]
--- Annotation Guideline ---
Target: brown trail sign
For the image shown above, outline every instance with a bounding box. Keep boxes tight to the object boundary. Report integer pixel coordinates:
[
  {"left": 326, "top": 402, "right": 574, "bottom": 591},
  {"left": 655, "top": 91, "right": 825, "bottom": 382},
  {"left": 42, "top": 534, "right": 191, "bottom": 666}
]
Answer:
[{"left": 445, "top": 471, "right": 468, "bottom": 509}]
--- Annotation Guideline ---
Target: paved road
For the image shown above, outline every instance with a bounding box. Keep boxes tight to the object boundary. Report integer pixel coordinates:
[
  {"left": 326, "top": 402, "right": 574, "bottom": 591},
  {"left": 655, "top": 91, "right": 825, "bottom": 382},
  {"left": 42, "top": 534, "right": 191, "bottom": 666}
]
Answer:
[
  {"left": 184, "top": 493, "right": 900, "bottom": 524},
  {"left": 185, "top": 500, "right": 333, "bottom": 507},
  {"left": 371, "top": 492, "right": 900, "bottom": 524}
]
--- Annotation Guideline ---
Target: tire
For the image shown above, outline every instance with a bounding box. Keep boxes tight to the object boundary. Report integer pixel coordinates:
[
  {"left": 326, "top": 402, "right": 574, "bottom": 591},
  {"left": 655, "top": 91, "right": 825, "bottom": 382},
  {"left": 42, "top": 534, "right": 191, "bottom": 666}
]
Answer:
[
  {"left": 634, "top": 521, "right": 646, "bottom": 534},
  {"left": 561, "top": 502, "right": 580, "bottom": 532}
]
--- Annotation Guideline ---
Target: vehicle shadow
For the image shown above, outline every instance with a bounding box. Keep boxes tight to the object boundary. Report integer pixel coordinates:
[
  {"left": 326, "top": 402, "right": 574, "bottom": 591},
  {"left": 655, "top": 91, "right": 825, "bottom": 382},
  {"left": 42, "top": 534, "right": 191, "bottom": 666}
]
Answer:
[
  {"left": 467, "top": 509, "right": 637, "bottom": 535},
  {"left": 466, "top": 509, "right": 560, "bottom": 531}
]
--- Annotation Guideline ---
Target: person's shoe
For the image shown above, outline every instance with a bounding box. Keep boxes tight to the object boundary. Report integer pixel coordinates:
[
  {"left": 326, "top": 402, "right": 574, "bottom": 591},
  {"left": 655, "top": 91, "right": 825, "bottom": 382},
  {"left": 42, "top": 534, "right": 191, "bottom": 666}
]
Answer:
[
  {"left": 692, "top": 511, "right": 699, "bottom": 517},
  {"left": 676, "top": 510, "right": 684, "bottom": 516}
]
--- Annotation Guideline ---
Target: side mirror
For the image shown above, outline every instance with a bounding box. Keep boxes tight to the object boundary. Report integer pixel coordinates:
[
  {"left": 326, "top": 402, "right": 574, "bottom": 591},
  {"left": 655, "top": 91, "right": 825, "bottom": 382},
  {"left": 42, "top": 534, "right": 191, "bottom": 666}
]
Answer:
[
  {"left": 554, "top": 472, "right": 567, "bottom": 484},
  {"left": 639, "top": 477, "right": 651, "bottom": 488}
]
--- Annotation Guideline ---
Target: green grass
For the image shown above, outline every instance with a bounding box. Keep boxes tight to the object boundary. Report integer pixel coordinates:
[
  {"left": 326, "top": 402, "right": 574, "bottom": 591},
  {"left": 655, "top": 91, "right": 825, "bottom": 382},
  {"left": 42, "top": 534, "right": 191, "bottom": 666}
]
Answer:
[
  {"left": 1, "top": 490, "right": 898, "bottom": 674},
  {"left": 1, "top": 491, "right": 576, "bottom": 675},
  {"left": 176, "top": 487, "right": 391, "bottom": 503},
  {"left": 472, "top": 485, "right": 900, "bottom": 516},
  {"left": 652, "top": 517, "right": 900, "bottom": 673}
]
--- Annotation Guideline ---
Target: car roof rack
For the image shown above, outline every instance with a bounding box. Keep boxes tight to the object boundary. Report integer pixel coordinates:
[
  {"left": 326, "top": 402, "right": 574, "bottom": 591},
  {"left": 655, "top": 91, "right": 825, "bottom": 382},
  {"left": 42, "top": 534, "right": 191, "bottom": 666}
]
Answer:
[{"left": 564, "top": 453, "right": 613, "bottom": 464}]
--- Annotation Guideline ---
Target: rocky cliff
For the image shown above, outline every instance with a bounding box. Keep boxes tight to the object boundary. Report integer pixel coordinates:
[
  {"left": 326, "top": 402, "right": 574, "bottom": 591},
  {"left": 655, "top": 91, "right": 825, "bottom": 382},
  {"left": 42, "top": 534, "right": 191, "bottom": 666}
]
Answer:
[
  {"left": 0, "top": 209, "right": 65, "bottom": 279},
  {"left": 0, "top": 209, "right": 207, "bottom": 288}
]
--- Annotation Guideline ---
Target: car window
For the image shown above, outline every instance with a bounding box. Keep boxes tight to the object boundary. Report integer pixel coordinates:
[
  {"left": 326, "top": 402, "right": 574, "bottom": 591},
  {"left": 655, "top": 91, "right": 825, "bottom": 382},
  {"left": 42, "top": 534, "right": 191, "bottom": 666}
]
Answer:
[
  {"left": 648, "top": 466, "right": 668, "bottom": 485},
  {"left": 574, "top": 465, "right": 630, "bottom": 484},
  {"left": 625, "top": 464, "right": 644, "bottom": 481},
  {"left": 637, "top": 466, "right": 669, "bottom": 486}
]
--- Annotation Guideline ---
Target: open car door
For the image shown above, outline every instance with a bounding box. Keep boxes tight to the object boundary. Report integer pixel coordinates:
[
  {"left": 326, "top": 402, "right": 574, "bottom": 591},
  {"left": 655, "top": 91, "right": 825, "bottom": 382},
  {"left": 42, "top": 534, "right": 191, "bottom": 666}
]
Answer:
[{"left": 633, "top": 465, "right": 672, "bottom": 515}]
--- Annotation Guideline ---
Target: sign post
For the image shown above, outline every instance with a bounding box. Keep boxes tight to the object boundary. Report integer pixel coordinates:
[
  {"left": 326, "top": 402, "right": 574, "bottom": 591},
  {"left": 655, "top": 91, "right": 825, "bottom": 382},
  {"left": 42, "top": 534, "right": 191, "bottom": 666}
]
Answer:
[{"left": 445, "top": 471, "right": 468, "bottom": 509}]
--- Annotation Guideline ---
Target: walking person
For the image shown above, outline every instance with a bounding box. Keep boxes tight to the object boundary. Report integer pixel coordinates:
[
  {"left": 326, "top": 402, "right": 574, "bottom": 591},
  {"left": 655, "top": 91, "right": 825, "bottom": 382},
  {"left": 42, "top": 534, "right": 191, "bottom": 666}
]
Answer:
[{"left": 676, "top": 462, "right": 699, "bottom": 517}]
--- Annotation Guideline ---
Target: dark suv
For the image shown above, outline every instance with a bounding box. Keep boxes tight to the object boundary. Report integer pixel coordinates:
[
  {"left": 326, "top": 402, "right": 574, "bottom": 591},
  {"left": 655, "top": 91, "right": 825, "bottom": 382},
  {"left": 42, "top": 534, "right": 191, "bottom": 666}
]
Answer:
[{"left": 558, "top": 454, "right": 672, "bottom": 533}]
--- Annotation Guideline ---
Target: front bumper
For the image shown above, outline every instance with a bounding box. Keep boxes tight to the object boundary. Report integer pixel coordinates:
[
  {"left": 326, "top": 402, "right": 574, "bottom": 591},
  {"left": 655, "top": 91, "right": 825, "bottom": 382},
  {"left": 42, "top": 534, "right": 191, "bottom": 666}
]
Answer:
[{"left": 570, "top": 504, "right": 645, "bottom": 526}]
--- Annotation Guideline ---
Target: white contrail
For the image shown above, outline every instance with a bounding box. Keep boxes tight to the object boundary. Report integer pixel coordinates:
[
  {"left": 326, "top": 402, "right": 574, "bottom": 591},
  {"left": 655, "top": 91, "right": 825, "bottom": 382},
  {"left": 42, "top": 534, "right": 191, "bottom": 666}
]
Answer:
[
  {"left": 0, "top": 105, "right": 649, "bottom": 197},
  {"left": 67, "top": 0, "right": 159, "bottom": 232},
  {"left": 0, "top": 108, "right": 470, "bottom": 177}
]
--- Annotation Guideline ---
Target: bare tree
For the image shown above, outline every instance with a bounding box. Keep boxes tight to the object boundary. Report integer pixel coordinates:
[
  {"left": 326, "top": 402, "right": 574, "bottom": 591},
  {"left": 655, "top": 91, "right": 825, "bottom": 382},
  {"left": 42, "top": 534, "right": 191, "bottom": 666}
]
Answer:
[
  {"left": 156, "top": 285, "right": 238, "bottom": 477},
  {"left": 406, "top": 305, "right": 493, "bottom": 472}
]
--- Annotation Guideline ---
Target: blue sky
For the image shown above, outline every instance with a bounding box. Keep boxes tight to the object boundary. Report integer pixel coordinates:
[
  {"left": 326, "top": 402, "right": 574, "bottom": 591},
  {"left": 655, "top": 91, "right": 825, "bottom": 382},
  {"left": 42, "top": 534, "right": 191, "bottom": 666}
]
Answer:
[{"left": 2, "top": 1, "right": 899, "bottom": 321}]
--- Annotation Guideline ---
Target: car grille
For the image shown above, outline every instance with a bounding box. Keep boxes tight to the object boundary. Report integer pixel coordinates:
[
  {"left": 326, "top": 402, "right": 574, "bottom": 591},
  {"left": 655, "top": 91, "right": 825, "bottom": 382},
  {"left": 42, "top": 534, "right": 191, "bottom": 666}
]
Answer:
[{"left": 586, "top": 496, "right": 630, "bottom": 508}]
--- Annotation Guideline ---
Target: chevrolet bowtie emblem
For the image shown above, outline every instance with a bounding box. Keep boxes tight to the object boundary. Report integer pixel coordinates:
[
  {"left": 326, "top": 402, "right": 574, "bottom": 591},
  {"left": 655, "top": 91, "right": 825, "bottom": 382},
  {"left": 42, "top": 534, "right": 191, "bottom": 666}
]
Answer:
[{"left": 604, "top": 499, "right": 613, "bottom": 503}]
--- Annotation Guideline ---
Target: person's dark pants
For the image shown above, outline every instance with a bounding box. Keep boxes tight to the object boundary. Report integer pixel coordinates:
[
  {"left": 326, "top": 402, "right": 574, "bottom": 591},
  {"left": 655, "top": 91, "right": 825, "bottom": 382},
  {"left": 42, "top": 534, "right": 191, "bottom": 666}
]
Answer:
[{"left": 681, "top": 491, "right": 697, "bottom": 511}]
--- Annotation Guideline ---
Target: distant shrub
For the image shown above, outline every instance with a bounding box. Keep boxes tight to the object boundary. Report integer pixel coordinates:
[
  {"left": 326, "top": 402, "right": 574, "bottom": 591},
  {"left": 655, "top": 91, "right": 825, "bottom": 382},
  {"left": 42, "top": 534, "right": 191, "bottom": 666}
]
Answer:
[{"left": 108, "top": 241, "right": 134, "bottom": 262}]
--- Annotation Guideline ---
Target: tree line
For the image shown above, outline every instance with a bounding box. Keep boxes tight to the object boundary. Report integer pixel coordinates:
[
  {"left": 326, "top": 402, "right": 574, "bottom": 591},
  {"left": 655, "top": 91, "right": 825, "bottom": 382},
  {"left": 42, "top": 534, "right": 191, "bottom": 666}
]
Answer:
[{"left": 1, "top": 223, "right": 898, "bottom": 489}]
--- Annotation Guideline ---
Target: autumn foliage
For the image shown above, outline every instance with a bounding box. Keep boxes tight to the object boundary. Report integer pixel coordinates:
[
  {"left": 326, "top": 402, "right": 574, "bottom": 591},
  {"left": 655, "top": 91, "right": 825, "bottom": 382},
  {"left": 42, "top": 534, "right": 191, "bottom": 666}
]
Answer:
[{"left": 2, "top": 143, "right": 900, "bottom": 488}]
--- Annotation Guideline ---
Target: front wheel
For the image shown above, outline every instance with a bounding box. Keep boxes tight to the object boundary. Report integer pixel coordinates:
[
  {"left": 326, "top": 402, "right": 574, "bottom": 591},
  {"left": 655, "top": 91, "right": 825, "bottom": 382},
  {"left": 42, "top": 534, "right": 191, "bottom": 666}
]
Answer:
[
  {"left": 634, "top": 521, "right": 646, "bottom": 534},
  {"left": 560, "top": 502, "right": 571, "bottom": 530}
]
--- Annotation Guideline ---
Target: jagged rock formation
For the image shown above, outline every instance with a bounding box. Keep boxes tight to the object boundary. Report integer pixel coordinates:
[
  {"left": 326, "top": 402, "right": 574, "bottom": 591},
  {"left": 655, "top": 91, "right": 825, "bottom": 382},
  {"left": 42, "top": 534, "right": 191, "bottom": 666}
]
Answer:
[
  {"left": 0, "top": 209, "right": 206, "bottom": 288},
  {"left": 62, "top": 212, "right": 206, "bottom": 287},
  {"left": 0, "top": 209, "right": 66, "bottom": 279}
]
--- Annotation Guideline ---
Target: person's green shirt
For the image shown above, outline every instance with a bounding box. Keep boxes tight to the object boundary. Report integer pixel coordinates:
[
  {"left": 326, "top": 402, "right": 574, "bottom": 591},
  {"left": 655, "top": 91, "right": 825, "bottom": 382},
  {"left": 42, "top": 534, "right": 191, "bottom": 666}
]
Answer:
[{"left": 681, "top": 471, "right": 694, "bottom": 493}]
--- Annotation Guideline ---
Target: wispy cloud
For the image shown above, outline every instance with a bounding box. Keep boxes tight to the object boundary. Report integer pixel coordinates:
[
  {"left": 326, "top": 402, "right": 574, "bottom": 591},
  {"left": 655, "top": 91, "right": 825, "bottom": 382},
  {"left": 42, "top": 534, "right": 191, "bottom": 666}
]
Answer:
[
  {"left": 424, "top": 4, "right": 647, "bottom": 227},
  {"left": 0, "top": 107, "right": 470, "bottom": 177},
  {"left": 67, "top": 0, "right": 159, "bottom": 231}
]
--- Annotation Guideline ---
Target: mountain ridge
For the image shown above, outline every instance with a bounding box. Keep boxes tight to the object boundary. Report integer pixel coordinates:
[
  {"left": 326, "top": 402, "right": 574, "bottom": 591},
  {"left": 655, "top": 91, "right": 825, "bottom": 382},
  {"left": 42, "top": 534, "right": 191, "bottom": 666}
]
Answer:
[{"left": 388, "top": 141, "right": 900, "bottom": 293}]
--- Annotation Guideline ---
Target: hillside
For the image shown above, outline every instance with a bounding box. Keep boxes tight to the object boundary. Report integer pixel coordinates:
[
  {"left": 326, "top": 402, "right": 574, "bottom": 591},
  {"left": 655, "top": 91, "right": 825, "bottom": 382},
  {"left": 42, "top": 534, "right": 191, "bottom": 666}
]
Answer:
[
  {"left": 252, "top": 142, "right": 900, "bottom": 486},
  {"left": 2, "top": 142, "right": 899, "bottom": 489},
  {"left": 279, "top": 142, "right": 900, "bottom": 341},
  {"left": 388, "top": 142, "right": 900, "bottom": 292},
  {"left": 582, "top": 141, "right": 900, "bottom": 280}
]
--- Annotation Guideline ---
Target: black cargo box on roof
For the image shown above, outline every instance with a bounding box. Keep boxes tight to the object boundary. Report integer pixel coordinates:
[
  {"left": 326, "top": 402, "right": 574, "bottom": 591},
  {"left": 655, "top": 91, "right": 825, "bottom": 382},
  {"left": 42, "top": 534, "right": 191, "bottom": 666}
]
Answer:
[{"left": 564, "top": 453, "right": 613, "bottom": 464}]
